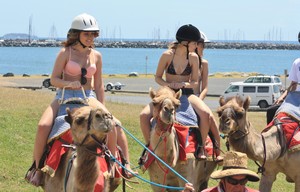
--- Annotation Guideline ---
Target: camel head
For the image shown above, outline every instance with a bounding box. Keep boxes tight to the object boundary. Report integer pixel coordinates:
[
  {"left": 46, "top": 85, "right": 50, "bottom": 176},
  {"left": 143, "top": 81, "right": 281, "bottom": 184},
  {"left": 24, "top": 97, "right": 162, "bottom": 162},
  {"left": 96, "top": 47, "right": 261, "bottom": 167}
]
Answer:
[
  {"left": 65, "top": 106, "right": 113, "bottom": 146},
  {"left": 149, "top": 86, "right": 181, "bottom": 124},
  {"left": 217, "top": 96, "right": 250, "bottom": 135}
]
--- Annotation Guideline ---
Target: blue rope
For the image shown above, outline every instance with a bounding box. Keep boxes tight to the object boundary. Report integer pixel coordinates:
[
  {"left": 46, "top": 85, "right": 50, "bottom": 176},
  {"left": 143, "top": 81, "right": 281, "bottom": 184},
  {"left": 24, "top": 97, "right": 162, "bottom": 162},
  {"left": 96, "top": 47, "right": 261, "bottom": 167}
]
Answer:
[
  {"left": 116, "top": 123, "right": 190, "bottom": 184},
  {"left": 108, "top": 151, "right": 185, "bottom": 191}
]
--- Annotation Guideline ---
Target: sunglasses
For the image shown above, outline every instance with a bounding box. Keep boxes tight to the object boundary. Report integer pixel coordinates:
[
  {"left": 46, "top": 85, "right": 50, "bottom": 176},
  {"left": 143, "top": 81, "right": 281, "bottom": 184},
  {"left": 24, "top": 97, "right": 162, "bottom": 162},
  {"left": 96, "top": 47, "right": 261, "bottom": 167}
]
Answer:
[
  {"left": 81, "top": 68, "right": 87, "bottom": 85},
  {"left": 226, "top": 177, "right": 248, "bottom": 185}
]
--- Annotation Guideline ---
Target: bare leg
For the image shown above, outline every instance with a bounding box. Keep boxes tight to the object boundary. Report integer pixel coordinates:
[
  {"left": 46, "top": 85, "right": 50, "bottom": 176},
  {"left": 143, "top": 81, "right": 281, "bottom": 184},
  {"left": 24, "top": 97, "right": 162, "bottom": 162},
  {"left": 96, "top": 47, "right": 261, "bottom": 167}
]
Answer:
[
  {"left": 115, "top": 120, "right": 138, "bottom": 177},
  {"left": 31, "top": 99, "right": 59, "bottom": 186},
  {"left": 188, "top": 95, "right": 210, "bottom": 159},
  {"left": 89, "top": 98, "right": 137, "bottom": 176},
  {"left": 88, "top": 98, "right": 117, "bottom": 156},
  {"left": 208, "top": 111, "right": 223, "bottom": 161},
  {"left": 189, "top": 95, "right": 223, "bottom": 160},
  {"left": 139, "top": 103, "right": 153, "bottom": 144}
]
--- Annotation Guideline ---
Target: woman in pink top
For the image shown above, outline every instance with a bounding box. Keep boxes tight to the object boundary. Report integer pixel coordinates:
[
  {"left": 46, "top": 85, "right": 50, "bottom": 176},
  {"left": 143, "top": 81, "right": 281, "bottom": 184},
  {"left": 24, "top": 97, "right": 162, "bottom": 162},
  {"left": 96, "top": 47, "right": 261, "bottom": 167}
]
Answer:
[{"left": 26, "top": 13, "right": 136, "bottom": 186}]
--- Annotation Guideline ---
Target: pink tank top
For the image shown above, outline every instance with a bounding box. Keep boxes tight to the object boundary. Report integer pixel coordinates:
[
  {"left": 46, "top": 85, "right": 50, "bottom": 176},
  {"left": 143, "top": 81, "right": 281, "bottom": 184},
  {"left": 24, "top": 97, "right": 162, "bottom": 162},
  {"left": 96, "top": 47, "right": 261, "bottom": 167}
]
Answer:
[{"left": 64, "top": 47, "right": 97, "bottom": 78}]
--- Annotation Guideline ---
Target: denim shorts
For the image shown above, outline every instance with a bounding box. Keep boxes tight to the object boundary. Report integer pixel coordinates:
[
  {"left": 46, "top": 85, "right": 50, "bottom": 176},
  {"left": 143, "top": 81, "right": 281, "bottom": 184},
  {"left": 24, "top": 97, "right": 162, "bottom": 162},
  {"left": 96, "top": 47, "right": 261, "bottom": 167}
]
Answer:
[{"left": 55, "top": 89, "right": 96, "bottom": 100}]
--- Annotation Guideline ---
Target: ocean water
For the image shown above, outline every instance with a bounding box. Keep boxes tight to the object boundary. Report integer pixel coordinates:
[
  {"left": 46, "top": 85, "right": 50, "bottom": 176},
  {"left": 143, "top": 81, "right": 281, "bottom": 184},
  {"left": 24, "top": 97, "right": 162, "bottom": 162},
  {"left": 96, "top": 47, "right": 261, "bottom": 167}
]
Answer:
[{"left": 0, "top": 47, "right": 299, "bottom": 75}]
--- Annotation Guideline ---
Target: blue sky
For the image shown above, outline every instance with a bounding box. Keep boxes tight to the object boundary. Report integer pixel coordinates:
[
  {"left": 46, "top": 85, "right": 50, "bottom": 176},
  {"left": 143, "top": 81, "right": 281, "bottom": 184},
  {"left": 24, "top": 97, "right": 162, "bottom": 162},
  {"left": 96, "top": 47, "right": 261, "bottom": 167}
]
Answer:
[{"left": 2, "top": 0, "right": 300, "bottom": 41}]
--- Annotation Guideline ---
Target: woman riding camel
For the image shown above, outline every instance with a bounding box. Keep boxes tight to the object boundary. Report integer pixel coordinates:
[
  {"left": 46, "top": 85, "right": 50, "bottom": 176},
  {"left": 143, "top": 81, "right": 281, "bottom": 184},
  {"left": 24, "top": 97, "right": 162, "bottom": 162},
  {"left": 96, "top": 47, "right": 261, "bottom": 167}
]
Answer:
[
  {"left": 26, "top": 13, "right": 136, "bottom": 186},
  {"left": 140, "top": 24, "right": 222, "bottom": 161},
  {"left": 192, "top": 30, "right": 223, "bottom": 161}
]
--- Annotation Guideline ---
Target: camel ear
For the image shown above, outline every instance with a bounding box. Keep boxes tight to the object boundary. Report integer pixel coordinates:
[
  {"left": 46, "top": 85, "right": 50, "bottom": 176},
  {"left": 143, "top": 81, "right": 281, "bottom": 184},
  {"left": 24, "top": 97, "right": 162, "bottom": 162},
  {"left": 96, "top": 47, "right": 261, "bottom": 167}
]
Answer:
[
  {"left": 149, "top": 87, "right": 156, "bottom": 99},
  {"left": 243, "top": 96, "right": 251, "bottom": 110},
  {"left": 219, "top": 96, "right": 226, "bottom": 106},
  {"left": 175, "top": 89, "right": 182, "bottom": 99},
  {"left": 65, "top": 108, "right": 73, "bottom": 125}
]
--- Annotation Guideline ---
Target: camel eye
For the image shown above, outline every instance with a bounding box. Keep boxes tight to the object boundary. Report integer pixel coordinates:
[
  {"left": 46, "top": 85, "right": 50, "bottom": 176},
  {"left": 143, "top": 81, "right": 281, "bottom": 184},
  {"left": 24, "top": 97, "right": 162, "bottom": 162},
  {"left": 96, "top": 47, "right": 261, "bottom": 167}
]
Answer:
[
  {"left": 152, "top": 102, "right": 159, "bottom": 107},
  {"left": 236, "top": 111, "right": 244, "bottom": 119},
  {"left": 75, "top": 116, "right": 85, "bottom": 125},
  {"left": 95, "top": 114, "right": 101, "bottom": 118},
  {"left": 217, "top": 110, "right": 222, "bottom": 117}
]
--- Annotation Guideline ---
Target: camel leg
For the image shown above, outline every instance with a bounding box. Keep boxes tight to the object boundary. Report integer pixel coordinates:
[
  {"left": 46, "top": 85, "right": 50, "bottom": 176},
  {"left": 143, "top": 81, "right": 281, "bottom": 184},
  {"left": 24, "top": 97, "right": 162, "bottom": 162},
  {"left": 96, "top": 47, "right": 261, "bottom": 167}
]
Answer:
[
  {"left": 294, "top": 178, "right": 300, "bottom": 192},
  {"left": 259, "top": 173, "right": 277, "bottom": 192},
  {"left": 183, "top": 158, "right": 200, "bottom": 191}
]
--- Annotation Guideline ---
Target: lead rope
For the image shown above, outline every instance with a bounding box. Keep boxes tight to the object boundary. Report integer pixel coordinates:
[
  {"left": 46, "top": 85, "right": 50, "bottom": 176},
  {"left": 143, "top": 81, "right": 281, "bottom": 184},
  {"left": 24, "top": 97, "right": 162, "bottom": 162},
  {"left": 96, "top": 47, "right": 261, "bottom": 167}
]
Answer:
[
  {"left": 255, "top": 134, "right": 266, "bottom": 174},
  {"left": 116, "top": 122, "right": 190, "bottom": 187}
]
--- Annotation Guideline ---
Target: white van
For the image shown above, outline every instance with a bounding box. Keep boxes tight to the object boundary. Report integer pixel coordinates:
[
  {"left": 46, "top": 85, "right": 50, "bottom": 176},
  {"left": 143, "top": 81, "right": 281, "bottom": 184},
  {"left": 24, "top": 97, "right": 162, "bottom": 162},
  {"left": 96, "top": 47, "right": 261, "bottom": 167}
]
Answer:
[
  {"left": 223, "top": 82, "right": 281, "bottom": 108},
  {"left": 243, "top": 75, "right": 283, "bottom": 90}
]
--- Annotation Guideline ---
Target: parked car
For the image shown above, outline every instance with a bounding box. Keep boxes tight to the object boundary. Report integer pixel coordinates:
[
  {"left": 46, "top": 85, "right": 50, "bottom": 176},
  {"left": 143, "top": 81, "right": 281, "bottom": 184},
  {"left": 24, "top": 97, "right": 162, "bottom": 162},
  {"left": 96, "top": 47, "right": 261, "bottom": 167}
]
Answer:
[
  {"left": 3, "top": 72, "right": 14, "bottom": 77},
  {"left": 106, "top": 82, "right": 125, "bottom": 91},
  {"left": 223, "top": 81, "right": 281, "bottom": 108},
  {"left": 42, "top": 78, "right": 52, "bottom": 88},
  {"left": 128, "top": 72, "right": 139, "bottom": 77}
]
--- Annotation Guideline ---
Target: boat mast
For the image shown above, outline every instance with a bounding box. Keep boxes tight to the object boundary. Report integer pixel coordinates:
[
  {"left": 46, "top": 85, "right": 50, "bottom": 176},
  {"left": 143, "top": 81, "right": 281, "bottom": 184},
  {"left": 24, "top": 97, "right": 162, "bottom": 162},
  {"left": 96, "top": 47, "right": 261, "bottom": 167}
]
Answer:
[{"left": 28, "top": 15, "right": 32, "bottom": 44}]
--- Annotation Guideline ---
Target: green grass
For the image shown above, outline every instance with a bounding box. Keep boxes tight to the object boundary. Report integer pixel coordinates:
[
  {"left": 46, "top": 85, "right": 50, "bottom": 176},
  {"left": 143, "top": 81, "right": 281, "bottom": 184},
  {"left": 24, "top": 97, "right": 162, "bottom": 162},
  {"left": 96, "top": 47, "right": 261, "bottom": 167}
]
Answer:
[{"left": 0, "top": 87, "right": 294, "bottom": 191}]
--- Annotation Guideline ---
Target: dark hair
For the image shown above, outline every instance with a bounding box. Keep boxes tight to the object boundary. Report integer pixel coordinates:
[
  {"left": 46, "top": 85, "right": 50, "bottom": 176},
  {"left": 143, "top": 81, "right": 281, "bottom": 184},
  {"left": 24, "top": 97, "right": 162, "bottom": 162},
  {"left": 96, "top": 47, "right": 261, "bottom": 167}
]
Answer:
[
  {"left": 61, "top": 29, "right": 99, "bottom": 47},
  {"left": 168, "top": 41, "right": 179, "bottom": 49}
]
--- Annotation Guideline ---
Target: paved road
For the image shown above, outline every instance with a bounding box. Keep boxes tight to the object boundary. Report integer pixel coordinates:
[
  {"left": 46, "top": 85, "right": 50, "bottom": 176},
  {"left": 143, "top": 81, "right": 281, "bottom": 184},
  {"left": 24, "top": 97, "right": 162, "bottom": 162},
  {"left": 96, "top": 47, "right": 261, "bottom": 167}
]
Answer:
[
  {"left": 1, "top": 76, "right": 288, "bottom": 111},
  {"left": 103, "top": 76, "right": 245, "bottom": 110},
  {"left": 103, "top": 76, "right": 246, "bottom": 96}
]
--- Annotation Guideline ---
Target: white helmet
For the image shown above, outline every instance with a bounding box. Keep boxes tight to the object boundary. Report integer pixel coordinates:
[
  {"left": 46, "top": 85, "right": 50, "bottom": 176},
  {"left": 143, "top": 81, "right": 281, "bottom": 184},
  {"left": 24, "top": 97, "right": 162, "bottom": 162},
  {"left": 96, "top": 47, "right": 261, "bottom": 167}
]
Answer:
[
  {"left": 71, "top": 13, "right": 99, "bottom": 31},
  {"left": 199, "top": 31, "right": 210, "bottom": 43}
]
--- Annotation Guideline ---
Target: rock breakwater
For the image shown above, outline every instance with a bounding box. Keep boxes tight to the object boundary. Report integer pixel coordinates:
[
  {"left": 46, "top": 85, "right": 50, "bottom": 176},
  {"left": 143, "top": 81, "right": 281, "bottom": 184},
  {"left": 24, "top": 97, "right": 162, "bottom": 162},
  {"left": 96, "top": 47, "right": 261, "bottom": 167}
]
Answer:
[{"left": 1, "top": 39, "right": 299, "bottom": 50}]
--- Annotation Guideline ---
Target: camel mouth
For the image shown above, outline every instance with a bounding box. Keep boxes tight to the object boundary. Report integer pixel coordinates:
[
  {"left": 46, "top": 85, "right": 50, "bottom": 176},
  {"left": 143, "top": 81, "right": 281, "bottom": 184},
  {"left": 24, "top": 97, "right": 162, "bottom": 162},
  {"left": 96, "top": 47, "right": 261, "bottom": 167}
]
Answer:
[
  {"left": 160, "top": 115, "right": 175, "bottom": 125},
  {"left": 103, "top": 127, "right": 112, "bottom": 133},
  {"left": 219, "top": 124, "right": 231, "bottom": 134}
]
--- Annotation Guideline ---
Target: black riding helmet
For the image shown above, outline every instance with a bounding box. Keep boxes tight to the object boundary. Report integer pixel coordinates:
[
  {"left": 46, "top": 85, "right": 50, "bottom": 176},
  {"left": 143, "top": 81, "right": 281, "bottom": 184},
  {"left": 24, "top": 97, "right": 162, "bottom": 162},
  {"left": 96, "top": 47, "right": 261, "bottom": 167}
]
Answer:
[
  {"left": 176, "top": 24, "right": 201, "bottom": 43},
  {"left": 176, "top": 24, "right": 201, "bottom": 59}
]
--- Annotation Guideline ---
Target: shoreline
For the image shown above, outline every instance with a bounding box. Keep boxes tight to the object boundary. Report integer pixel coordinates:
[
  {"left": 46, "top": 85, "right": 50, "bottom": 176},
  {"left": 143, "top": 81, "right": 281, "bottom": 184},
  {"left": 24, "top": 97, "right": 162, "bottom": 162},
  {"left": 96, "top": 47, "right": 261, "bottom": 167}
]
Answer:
[{"left": 0, "top": 71, "right": 285, "bottom": 79}]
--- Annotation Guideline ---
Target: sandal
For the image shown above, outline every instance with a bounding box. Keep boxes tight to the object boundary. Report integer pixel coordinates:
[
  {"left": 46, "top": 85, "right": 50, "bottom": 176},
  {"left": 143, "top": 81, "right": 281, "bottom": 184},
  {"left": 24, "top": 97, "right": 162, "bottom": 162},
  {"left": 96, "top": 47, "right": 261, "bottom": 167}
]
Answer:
[
  {"left": 138, "top": 144, "right": 149, "bottom": 166},
  {"left": 194, "top": 145, "right": 207, "bottom": 161},
  {"left": 25, "top": 168, "right": 43, "bottom": 187},
  {"left": 124, "top": 166, "right": 139, "bottom": 179},
  {"left": 215, "top": 155, "right": 224, "bottom": 163},
  {"left": 213, "top": 148, "right": 224, "bottom": 163}
]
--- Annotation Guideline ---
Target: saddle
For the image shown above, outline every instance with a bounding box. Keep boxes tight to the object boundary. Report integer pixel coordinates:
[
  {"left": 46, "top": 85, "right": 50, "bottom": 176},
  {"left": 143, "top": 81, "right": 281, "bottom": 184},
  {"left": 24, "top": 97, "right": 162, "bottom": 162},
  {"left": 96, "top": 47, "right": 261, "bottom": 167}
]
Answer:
[
  {"left": 139, "top": 122, "right": 216, "bottom": 171},
  {"left": 265, "top": 112, "right": 300, "bottom": 153}
]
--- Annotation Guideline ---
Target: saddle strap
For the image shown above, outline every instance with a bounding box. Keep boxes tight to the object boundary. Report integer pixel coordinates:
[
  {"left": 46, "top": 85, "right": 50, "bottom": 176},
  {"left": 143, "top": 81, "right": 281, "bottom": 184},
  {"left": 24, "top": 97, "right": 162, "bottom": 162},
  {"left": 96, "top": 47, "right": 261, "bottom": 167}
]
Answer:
[
  {"left": 64, "top": 152, "right": 77, "bottom": 192},
  {"left": 273, "top": 118, "right": 286, "bottom": 157}
]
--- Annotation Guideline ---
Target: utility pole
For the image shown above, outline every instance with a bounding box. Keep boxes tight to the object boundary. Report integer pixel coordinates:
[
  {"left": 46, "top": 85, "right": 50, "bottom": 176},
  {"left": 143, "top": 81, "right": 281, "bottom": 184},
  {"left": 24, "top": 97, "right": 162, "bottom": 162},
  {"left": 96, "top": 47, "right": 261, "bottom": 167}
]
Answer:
[
  {"left": 145, "top": 56, "right": 148, "bottom": 76},
  {"left": 284, "top": 69, "right": 287, "bottom": 89}
]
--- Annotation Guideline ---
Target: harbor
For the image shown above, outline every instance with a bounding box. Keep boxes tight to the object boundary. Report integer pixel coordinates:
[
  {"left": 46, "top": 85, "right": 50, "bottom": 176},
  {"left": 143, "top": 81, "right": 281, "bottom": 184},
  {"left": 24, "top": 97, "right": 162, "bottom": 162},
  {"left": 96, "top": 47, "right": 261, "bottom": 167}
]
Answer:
[{"left": 1, "top": 38, "right": 300, "bottom": 50}]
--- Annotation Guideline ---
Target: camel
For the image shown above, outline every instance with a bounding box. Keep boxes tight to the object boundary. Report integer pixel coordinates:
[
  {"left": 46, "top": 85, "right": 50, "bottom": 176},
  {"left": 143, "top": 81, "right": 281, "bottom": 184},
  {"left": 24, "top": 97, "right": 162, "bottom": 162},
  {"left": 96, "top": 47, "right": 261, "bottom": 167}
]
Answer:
[
  {"left": 42, "top": 106, "right": 120, "bottom": 192},
  {"left": 147, "top": 86, "right": 217, "bottom": 192},
  {"left": 217, "top": 96, "right": 300, "bottom": 192}
]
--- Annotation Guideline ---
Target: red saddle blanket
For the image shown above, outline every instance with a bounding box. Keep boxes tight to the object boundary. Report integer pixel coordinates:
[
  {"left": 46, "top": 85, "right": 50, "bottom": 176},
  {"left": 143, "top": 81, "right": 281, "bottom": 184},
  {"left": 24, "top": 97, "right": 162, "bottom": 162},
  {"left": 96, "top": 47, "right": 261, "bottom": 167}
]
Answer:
[
  {"left": 143, "top": 123, "right": 214, "bottom": 170},
  {"left": 266, "top": 112, "right": 300, "bottom": 150},
  {"left": 42, "top": 130, "right": 121, "bottom": 192}
]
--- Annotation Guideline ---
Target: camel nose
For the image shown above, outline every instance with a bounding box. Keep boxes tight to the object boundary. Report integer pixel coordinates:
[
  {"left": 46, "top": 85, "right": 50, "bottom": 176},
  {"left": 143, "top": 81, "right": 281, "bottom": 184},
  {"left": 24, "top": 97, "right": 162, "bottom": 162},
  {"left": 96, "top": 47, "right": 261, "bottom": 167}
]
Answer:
[{"left": 163, "top": 106, "right": 174, "bottom": 116}]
